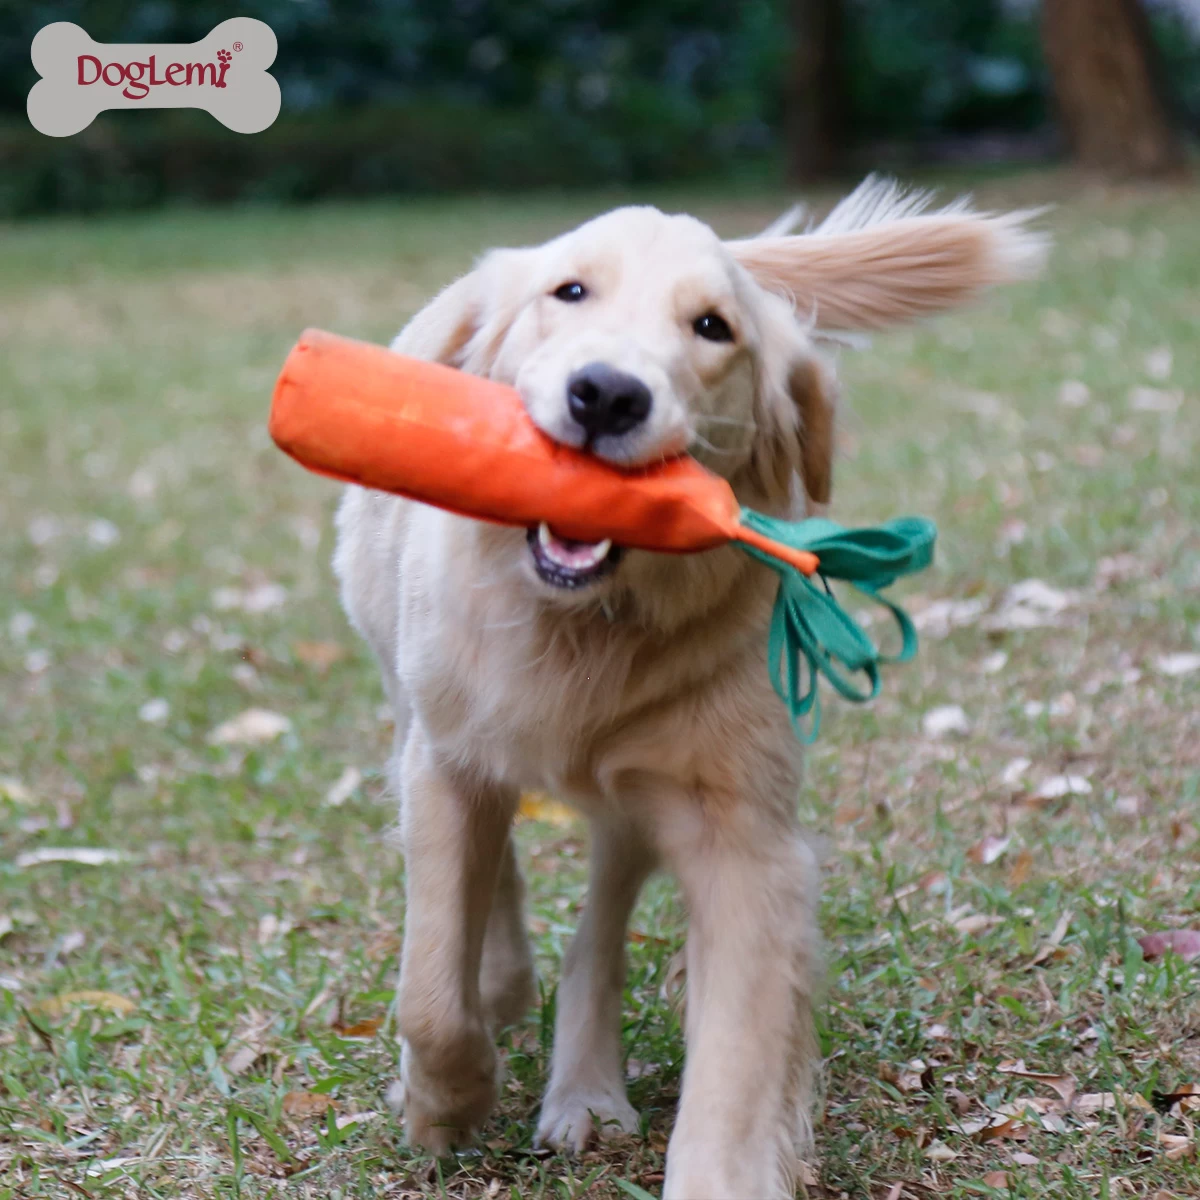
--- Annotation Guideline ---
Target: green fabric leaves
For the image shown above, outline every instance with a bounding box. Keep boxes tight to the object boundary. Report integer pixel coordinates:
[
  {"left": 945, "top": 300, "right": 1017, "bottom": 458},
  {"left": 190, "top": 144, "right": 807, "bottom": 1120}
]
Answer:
[{"left": 737, "top": 512, "right": 937, "bottom": 742}]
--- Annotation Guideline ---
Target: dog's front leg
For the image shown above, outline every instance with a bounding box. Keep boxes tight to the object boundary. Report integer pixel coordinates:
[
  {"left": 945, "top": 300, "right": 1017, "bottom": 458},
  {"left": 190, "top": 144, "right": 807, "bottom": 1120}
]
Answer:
[
  {"left": 388, "top": 725, "right": 518, "bottom": 1153},
  {"left": 537, "top": 817, "right": 656, "bottom": 1152},
  {"left": 659, "top": 800, "right": 819, "bottom": 1200}
]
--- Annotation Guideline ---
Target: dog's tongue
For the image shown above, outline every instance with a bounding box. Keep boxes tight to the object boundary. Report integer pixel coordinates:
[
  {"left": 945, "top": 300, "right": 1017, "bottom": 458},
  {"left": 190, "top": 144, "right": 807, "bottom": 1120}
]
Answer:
[{"left": 537, "top": 521, "right": 612, "bottom": 570}]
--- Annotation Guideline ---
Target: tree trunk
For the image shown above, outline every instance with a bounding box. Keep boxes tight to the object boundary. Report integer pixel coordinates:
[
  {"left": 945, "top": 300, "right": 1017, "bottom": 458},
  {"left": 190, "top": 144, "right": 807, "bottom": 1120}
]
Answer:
[
  {"left": 787, "top": 0, "right": 846, "bottom": 181},
  {"left": 1042, "top": 0, "right": 1186, "bottom": 178}
]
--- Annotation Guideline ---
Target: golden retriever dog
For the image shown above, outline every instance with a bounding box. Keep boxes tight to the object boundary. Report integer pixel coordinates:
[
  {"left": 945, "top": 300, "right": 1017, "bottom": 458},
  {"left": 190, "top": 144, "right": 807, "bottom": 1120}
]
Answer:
[{"left": 333, "top": 179, "right": 1044, "bottom": 1199}]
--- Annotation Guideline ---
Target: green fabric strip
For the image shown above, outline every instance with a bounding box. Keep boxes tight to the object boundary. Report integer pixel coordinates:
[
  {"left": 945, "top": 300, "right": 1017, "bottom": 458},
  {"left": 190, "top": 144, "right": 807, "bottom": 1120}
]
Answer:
[{"left": 737, "top": 511, "right": 937, "bottom": 742}]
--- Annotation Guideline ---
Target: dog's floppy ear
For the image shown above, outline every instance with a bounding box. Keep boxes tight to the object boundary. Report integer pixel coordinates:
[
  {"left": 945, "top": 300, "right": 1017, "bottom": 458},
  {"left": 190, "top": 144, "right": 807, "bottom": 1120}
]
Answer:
[
  {"left": 791, "top": 355, "right": 835, "bottom": 508},
  {"left": 391, "top": 248, "right": 525, "bottom": 368},
  {"left": 747, "top": 303, "right": 838, "bottom": 512},
  {"left": 727, "top": 177, "right": 1047, "bottom": 332},
  {"left": 391, "top": 270, "right": 484, "bottom": 365}
]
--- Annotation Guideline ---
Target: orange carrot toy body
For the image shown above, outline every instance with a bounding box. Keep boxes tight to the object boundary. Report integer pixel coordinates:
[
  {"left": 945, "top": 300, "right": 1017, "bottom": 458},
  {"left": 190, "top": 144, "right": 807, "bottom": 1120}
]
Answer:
[
  {"left": 269, "top": 328, "right": 937, "bottom": 739},
  {"left": 270, "top": 329, "right": 818, "bottom": 575}
]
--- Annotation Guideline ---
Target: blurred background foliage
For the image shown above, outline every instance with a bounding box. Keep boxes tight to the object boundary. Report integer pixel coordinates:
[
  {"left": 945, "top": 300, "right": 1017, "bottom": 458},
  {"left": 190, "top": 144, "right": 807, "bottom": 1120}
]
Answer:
[{"left": 1, "top": 0, "right": 1198, "bottom": 216}]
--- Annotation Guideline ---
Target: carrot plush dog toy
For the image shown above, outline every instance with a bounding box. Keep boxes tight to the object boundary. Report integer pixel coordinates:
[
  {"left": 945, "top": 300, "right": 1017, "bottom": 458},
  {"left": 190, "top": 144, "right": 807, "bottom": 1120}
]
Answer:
[{"left": 270, "top": 328, "right": 936, "bottom": 739}]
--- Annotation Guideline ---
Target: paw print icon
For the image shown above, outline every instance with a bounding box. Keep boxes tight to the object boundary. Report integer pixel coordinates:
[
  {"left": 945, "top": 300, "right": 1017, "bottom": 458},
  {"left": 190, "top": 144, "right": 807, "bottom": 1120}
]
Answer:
[
  {"left": 216, "top": 47, "right": 232, "bottom": 86},
  {"left": 218, "top": 49, "right": 232, "bottom": 63}
]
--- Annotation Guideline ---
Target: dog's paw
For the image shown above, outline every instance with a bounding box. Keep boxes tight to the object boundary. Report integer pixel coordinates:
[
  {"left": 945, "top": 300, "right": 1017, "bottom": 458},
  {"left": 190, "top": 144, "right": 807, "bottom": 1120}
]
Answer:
[
  {"left": 535, "top": 1084, "right": 639, "bottom": 1154},
  {"left": 390, "top": 1038, "right": 498, "bottom": 1154}
]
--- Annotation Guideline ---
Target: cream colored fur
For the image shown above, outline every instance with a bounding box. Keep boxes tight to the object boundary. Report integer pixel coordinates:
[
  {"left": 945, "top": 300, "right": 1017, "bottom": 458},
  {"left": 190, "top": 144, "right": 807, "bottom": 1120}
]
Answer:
[{"left": 332, "top": 178, "right": 1044, "bottom": 1199}]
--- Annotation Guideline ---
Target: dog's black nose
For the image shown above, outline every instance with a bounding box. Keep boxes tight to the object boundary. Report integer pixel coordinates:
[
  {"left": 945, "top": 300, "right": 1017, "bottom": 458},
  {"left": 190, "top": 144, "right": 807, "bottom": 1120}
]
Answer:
[{"left": 566, "top": 363, "right": 652, "bottom": 440}]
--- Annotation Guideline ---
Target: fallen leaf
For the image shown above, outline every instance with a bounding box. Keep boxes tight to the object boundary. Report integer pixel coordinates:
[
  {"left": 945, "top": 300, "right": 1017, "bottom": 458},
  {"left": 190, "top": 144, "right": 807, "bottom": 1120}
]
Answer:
[
  {"left": 208, "top": 708, "right": 291, "bottom": 746},
  {"left": 212, "top": 582, "right": 288, "bottom": 613},
  {"left": 0, "top": 777, "right": 34, "bottom": 804},
  {"left": 999, "top": 757, "right": 1032, "bottom": 788},
  {"left": 968, "top": 835, "right": 1011, "bottom": 866},
  {"left": 925, "top": 1140, "right": 958, "bottom": 1161},
  {"left": 325, "top": 766, "right": 363, "bottom": 808},
  {"left": 1144, "top": 346, "right": 1173, "bottom": 380},
  {"left": 1030, "top": 909, "right": 1073, "bottom": 967},
  {"left": 1154, "top": 652, "right": 1200, "bottom": 678},
  {"left": 36, "top": 990, "right": 136, "bottom": 1017},
  {"left": 1057, "top": 380, "right": 1090, "bottom": 407},
  {"left": 333, "top": 1016, "right": 383, "bottom": 1039},
  {"left": 1159, "top": 1132, "right": 1193, "bottom": 1160},
  {"left": 282, "top": 1090, "right": 337, "bottom": 1118},
  {"left": 518, "top": 792, "right": 576, "bottom": 827},
  {"left": 980, "top": 651, "right": 1008, "bottom": 675},
  {"left": 1074, "top": 1092, "right": 1117, "bottom": 1116},
  {"left": 335, "top": 1109, "right": 381, "bottom": 1130},
  {"left": 138, "top": 697, "right": 170, "bottom": 724},
  {"left": 982, "top": 580, "right": 1077, "bottom": 632},
  {"left": 1138, "top": 930, "right": 1200, "bottom": 962},
  {"left": 1152, "top": 1084, "right": 1200, "bottom": 1115},
  {"left": 627, "top": 929, "right": 671, "bottom": 946},
  {"left": 922, "top": 704, "right": 970, "bottom": 738},
  {"left": 1007, "top": 848, "right": 1033, "bottom": 887},
  {"left": 955, "top": 913, "right": 1004, "bottom": 935},
  {"left": 86, "top": 1157, "right": 141, "bottom": 1177},
  {"left": 997, "top": 1062, "right": 1076, "bottom": 1108},
  {"left": 1032, "top": 775, "right": 1091, "bottom": 801},
  {"left": 913, "top": 598, "right": 987, "bottom": 639},
  {"left": 1129, "top": 386, "right": 1181, "bottom": 413},
  {"left": 15, "top": 847, "right": 127, "bottom": 868},
  {"left": 1011, "top": 1151, "right": 1039, "bottom": 1165},
  {"left": 983, "top": 1171, "right": 1008, "bottom": 1187},
  {"left": 293, "top": 640, "right": 346, "bottom": 672}
]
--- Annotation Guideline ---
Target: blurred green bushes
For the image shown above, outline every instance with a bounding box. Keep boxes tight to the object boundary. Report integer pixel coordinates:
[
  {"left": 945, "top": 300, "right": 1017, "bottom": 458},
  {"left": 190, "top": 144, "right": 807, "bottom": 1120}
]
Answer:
[{"left": 3, "top": 0, "right": 1196, "bottom": 215}]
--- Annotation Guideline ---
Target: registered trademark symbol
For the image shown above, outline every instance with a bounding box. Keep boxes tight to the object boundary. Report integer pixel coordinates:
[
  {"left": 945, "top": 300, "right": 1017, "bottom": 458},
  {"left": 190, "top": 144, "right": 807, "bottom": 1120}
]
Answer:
[{"left": 232, "top": 41, "right": 244, "bottom": 52}]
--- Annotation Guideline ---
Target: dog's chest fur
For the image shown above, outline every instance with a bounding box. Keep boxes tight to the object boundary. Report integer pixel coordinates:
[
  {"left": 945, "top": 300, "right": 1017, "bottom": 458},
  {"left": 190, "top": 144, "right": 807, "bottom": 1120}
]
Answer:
[{"left": 396, "top": 508, "right": 785, "bottom": 802}]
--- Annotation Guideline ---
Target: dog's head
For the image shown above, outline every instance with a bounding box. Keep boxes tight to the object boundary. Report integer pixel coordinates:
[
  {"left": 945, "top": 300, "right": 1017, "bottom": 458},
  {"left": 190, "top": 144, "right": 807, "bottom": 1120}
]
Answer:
[{"left": 392, "top": 179, "right": 1044, "bottom": 611}]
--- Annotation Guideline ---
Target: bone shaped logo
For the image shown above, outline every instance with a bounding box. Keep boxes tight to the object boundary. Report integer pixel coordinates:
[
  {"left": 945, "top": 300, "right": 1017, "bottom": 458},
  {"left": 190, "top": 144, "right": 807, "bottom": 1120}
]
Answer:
[{"left": 28, "top": 18, "right": 280, "bottom": 137}]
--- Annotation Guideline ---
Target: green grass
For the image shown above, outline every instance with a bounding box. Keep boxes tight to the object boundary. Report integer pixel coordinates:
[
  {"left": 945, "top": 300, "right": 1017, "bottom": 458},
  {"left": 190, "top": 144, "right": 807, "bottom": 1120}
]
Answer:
[{"left": 1, "top": 171, "right": 1198, "bottom": 1199}]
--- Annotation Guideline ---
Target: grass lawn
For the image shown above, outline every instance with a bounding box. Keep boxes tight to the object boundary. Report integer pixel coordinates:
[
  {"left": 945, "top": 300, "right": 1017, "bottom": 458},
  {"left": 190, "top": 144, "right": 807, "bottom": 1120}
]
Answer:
[{"left": 1, "top": 171, "right": 1198, "bottom": 1199}]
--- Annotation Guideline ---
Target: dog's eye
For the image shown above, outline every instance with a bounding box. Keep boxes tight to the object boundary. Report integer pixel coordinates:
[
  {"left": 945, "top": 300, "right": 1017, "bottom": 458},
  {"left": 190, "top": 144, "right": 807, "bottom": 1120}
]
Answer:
[
  {"left": 693, "top": 313, "right": 734, "bottom": 343},
  {"left": 553, "top": 281, "right": 588, "bottom": 303}
]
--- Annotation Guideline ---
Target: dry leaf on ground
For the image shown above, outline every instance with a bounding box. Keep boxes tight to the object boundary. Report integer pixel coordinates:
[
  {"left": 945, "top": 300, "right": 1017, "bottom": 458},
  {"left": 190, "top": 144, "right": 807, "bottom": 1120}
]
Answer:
[
  {"left": 0, "top": 777, "right": 34, "bottom": 804},
  {"left": 224, "top": 1013, "right": 274, "bottom": 1075},
  {"left": 212, "top": 583, "right": 288, "bottom": 613},
  {"left": 997, "top": 1061, "right": 1076, "bottom": 1108},
  {"left": 293, "top": 640, "right": 347, "bottom": 671},
  {"left": 982, "top": 579, "right": 1077, "bottom": 632},
  {"left": 334, "top": 1109, "right": 381, "bottom": 1130},
  {"left": 1008, "top": 848, "right": 1033, "bottom": 887},
  {"left": 954, "top": 913, "right": 1004, "bottom": 935},
  {"left": 1159, "top": 1132, "right": 1193, "bottom": 1161},
  {"left": 15, "top": 847, "right": 127, "bottom": 868},
  {"left": 518, "top": 792, "right": 576, "bottom": 827},
  {"left": 325, "top": 766, "right": 363, "bottom": 808},
  {"left": 36, "top": 990, "right": 136, "bottom": 1017},
  {"left": 333, "top": 1016, "right": 383, "bottom": 1039},
  {"left": 209, "top": 708, "right": 292, "bottom": 746},
  {"left": 913, "top": 598, "right": 986, "bottom": 639},
  {"left": 1153, "top": 652, "right": 1200, "bottom": 678},
  {"left": 1138, "top": 929, "right": 1200, "bottom": 962},
  {"left": 1152, "top": 1084, "right": 1200, "bottom": 1115},
  {"left": 925, "top": 1140, "right": 958, "bottom": 1161},
  {"left": 922, "top": 704, "right": 971, "bottom": 738},
  {"left": 1032, "top": 775, "right": 1092, "bottom": 801},
  {"left": 282, "top": 1090, "right": 337, "bottom": 1118},
  {"left": 1030, "top": 909, "right": 1073, "bottom": 967},
  {"left": 967, "top": 835, "right": 1011, "bottom": 866}
]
